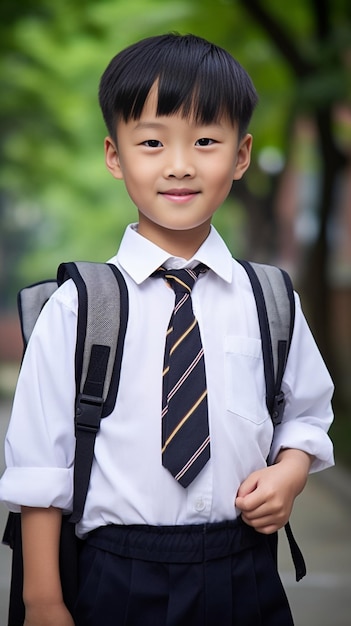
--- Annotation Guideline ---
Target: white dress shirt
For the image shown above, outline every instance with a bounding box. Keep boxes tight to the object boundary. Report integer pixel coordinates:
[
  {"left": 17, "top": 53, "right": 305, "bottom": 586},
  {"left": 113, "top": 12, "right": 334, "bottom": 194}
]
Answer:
[{"left": 0, "top": 225, "right": 334, "bottom": 538}]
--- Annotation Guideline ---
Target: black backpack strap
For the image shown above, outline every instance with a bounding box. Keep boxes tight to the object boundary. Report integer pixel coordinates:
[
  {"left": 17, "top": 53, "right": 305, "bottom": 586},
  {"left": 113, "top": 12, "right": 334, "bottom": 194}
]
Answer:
[
  {"left": 237, "top": 259, "right": 306, "bottom": 582},
  {"left": 237, "top": 260, "right": 295, "bottom": 425},
  {"left": 57, "top": 261, "right": 128, "bottom": 523}
]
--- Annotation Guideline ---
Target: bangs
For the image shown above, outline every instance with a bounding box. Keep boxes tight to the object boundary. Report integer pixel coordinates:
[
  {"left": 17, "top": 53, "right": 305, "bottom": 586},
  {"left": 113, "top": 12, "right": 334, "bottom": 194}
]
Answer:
[
  {"left": 99, "top": 34, "right": 258, "bottom": 138},
  {"left": 156, "top": 55, "right": 253, "bottom": 128}
]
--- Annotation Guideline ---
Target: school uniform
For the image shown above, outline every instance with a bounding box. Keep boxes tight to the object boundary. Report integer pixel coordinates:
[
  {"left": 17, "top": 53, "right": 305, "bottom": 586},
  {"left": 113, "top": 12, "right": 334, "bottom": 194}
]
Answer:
[{"left": 0, "top": 224, "right": 334, "bottom": 624}]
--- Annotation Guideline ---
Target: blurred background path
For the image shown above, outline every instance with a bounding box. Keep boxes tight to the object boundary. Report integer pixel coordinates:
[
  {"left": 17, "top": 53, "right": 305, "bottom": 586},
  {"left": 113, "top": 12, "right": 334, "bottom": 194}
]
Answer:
[{"left": 0, "top": 399, "right": 350, "bottom": 625}]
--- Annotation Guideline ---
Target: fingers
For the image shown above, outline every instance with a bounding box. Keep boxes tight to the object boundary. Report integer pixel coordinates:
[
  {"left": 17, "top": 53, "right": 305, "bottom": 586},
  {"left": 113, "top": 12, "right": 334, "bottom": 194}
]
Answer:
[
  {"left": 240, "top": 505, "right": 289, "bottom": 534},
  {"left": 235, "top": 466, "right": 294, "bottom": 532},
  {"left": 236, "top": 473, "right": 259, "bottom": 499}
]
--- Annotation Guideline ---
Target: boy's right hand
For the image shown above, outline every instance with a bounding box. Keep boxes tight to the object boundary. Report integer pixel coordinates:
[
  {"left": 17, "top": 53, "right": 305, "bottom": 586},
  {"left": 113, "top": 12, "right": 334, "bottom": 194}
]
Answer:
[{"left": 24, "top": 601, "right": 75, "bottom": 626}]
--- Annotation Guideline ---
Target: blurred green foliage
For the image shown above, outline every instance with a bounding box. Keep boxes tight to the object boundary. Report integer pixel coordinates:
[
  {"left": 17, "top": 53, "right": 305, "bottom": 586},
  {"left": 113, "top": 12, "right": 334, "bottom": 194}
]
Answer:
[
  {"left": 0, "top": 0, "right": 249, "bottom": 302},
  {"left": 0, "top": 0, "right": 350, "bottom": 310}
]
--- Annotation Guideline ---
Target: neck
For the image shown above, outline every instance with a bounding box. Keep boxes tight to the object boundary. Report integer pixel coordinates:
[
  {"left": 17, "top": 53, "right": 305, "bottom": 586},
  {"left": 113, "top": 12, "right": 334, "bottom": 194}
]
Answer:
[{"left": 137, "top": 223, "right": 211, "bottom": 259}]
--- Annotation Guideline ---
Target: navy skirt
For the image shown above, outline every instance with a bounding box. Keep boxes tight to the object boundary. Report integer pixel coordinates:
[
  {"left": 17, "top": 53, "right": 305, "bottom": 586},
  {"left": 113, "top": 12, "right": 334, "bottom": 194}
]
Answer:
[{"left": 74, "top": 518, "right": 293, "bottom": 626}]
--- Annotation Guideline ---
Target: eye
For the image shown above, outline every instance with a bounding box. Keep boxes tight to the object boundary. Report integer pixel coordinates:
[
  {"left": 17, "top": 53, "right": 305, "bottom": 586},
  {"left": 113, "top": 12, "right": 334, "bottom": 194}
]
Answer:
[
  {"left": 195, "top": 138, "right": 216, "bottom": 146},
  {"left": 142, "top": 139, "right": 163, "bottom": 148}
]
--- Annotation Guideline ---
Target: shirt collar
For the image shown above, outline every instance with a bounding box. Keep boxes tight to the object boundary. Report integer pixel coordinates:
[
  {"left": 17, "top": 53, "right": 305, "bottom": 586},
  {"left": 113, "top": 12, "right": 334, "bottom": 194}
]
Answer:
[{"left": 115, "top": 224, "right": 233, "bottom": 284}]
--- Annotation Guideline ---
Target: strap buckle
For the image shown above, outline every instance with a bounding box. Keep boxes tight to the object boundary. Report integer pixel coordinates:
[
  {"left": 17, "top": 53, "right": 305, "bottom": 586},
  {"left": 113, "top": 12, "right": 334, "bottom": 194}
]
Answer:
[
  {"left": 75, "top": 393, "right": 104, "bottom": 433},
  {"left": 271, "top": 391, "right": 285, "bottom": 426}
]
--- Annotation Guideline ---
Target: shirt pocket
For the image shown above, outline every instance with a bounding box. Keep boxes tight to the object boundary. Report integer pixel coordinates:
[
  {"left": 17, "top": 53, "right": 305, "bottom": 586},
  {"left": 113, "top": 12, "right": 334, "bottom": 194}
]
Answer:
[{"left": 224, "top": 335, "right": 269, "bottom": 425}]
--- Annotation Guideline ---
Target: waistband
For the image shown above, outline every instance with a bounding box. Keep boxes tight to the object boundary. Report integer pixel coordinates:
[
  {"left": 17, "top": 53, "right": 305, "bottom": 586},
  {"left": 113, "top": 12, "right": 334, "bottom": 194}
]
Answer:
[{"left": 86, "top": 518, "right": 262, "bottom": 563}]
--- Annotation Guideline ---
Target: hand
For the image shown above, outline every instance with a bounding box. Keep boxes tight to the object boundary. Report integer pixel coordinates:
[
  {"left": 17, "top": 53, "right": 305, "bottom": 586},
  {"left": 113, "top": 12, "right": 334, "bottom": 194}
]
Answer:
[
  {"left": 24, "top": 601, "right": 75, "bottom": 626},
  {"left": 235, "top": 449, "right": 312, "bottom": 534}
]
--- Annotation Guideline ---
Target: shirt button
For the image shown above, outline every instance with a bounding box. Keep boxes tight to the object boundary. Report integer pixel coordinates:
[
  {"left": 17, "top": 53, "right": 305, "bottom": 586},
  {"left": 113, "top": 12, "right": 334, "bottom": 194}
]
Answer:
[{"left": 194, "top": 496, "right": 206, "bottom": 512}]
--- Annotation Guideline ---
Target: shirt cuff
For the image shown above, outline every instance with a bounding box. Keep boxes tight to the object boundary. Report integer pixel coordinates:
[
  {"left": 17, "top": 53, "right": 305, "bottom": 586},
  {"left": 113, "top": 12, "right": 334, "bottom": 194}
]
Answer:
[
  {"left": 0, "top": 467, "right": 73, "bottom": 513},
  {"left": 268, "top": 421, "right": 335, "bottom": 472}
]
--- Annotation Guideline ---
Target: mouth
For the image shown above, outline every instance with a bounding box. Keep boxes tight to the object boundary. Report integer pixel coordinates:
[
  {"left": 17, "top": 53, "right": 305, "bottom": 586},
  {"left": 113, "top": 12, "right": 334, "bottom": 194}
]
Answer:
[{"left": 159, "top": 189, "right": 200, "bottom": 203}]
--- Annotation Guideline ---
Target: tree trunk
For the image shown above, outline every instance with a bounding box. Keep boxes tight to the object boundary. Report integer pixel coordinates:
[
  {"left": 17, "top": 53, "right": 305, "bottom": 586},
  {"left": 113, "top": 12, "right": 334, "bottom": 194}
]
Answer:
[{"left": 302, "top": 107, "right": 346, "bottom": 375}]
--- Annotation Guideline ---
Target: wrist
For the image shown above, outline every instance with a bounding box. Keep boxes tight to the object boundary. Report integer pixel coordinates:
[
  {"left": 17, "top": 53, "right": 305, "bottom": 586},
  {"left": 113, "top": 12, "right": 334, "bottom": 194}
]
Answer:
[
  {"left": 24, "top": 589, "right": 64, "bottom": 610},
  {"left": 275, "top": 448, "right": 313, "bottom": 496},
  {"left": 24, "top": 599, "right": 73, "bottom": 626}
]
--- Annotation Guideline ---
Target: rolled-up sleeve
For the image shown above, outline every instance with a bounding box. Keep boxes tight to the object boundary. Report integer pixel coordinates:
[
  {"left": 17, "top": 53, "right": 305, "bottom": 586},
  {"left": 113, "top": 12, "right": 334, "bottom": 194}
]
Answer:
[
  {"left": 268, "top": 293, "right": 334, "bottom": 471},
  {"left": 0, "top": 282, "right": 78, "bottom": 512}
]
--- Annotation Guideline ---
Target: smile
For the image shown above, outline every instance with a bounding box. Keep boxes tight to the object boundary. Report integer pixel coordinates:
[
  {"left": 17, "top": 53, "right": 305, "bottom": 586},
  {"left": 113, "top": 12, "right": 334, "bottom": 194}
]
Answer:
[{"left": 160, "top": 189, "right": 199, "bottom": 203}]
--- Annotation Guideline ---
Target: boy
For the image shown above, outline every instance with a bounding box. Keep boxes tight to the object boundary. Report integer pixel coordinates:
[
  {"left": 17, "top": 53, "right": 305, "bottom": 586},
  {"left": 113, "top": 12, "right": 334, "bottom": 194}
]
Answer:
[{"left": 0, "top": 33, "right": 334, "bottom": 625}]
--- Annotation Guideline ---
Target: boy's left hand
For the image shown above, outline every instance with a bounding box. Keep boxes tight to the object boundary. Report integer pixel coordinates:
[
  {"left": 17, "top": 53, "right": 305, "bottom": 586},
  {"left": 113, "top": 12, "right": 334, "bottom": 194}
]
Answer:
[{"left": 235, "top": 448, "right": 312, "bottom": 534}]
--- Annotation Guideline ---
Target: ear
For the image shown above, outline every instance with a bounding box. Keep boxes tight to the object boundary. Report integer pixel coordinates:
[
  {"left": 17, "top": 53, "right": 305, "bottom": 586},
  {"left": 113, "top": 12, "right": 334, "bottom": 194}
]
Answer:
[
  {"left": 104, "top": 137, "right": 124, "bottom": 180},
  {"left": 233, "top": 133, "right": 253, "bottom": 181}
]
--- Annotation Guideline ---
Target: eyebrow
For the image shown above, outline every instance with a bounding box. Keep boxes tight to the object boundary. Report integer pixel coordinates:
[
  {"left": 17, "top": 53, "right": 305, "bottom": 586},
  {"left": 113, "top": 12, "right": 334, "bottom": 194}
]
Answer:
[
  {"left": 133, "top": 121, "right": 168, "bottom": 130},
  {"left": 133, "top": 120, "right": 226, "bottom": 131}
]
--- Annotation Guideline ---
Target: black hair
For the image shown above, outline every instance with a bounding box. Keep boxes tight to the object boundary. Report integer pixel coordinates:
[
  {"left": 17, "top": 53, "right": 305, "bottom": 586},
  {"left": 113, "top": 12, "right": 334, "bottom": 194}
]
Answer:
[{"left": 99, "top": 33, "right": 258, "bottom": 140}]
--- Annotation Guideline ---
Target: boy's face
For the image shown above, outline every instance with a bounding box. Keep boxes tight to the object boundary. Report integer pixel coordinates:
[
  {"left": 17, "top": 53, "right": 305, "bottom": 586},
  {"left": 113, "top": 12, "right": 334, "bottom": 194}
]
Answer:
[{"left": 105, "top": 84, "right": 252, "bottom": 255}]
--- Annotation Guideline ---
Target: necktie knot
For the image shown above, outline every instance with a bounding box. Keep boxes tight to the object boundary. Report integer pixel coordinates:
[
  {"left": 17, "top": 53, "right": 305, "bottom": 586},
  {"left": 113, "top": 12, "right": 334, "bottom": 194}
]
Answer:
[{"left": 153, "top": 264, "right": 207, "bottom": 295}]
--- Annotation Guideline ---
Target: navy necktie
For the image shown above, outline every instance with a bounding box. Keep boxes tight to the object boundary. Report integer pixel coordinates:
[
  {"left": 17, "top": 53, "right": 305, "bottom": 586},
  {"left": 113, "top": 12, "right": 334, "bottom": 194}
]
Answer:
[{"left": 153, "top": 265, "right": 210, "bottom": 487}]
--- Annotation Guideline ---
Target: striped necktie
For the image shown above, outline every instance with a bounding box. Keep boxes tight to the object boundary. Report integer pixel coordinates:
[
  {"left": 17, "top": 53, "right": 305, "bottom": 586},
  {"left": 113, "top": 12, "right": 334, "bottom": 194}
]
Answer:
[{"left": 153, "top": 265, "right": 210, "bottom": 487}]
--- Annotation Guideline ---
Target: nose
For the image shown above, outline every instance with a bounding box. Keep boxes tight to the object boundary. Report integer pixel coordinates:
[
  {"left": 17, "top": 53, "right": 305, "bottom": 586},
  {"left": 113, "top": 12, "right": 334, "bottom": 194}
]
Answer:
[{"left": 163, "top": 147, "right": 195, "bottom": 179}]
